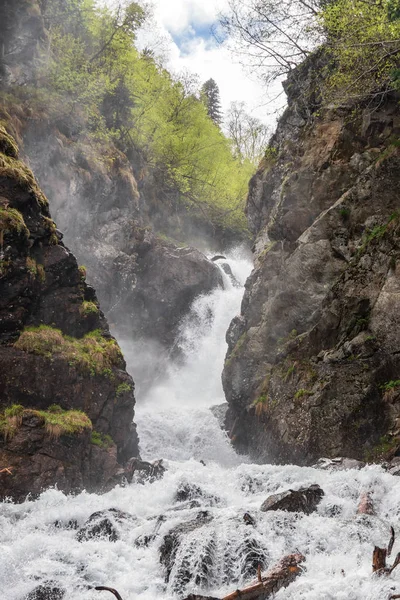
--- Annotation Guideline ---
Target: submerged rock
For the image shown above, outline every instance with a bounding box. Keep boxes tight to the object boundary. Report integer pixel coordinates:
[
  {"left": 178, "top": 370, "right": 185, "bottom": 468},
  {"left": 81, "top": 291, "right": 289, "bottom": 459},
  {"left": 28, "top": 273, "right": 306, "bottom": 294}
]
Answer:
[
  {"left": 124, "top": 457, "right": 166, "bottom": 483},
  {"left": 174, "top": 482, "right": 220, "bottom": 506},
  {"left": 159, "top": 511, "right": 213, "bottom": 582},
  {"left": 260, "top": 484, "right": 324, "bottom": 514},
  {"left": 76, "top": 508, "right": 135, "bottom": 542},
  {"left": 25, "top": 584, "right": 65, "bottom": 600},
  {"left": 313, "top": 457, "right": 366, "bottom": 471}
]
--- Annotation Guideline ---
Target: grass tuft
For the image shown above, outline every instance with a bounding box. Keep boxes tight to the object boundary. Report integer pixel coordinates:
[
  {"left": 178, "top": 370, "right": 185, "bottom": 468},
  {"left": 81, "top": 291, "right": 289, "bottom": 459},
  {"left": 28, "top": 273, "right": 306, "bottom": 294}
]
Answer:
[
  {"left": 0, "top": 404, "right": 92, "bottom": 441},
  {"left": 14, "top": 325, "right": 123, "bottom": 376}
]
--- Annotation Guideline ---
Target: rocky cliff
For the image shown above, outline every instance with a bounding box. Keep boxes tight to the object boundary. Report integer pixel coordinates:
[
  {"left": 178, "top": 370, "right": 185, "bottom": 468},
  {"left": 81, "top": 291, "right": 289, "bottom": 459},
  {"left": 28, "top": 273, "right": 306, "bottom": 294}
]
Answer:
[
  {"left": 0, "top": 0, "right": 225, "bottom": 386},
  {"left": 223, "top": 55, "right": 400, "bottom": 464},
  {"left": 0, "top": 126, "right": 139, "bottom": 500}
]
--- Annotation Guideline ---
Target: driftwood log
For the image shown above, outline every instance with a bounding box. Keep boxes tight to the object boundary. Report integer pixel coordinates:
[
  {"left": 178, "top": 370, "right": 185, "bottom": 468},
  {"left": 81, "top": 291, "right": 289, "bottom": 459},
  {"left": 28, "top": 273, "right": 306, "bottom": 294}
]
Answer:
[
  {"left": 183, "top": 553, "right": 305, "bottom": 600},
  {"left": 95, "top": 587, "right": 123, "bottom": 600},
  {"left": 94, "top": 554, "right": 304, "bottom": 600},
  {"left": 372, "top": 526, "right": 400, "bottom": 575}
]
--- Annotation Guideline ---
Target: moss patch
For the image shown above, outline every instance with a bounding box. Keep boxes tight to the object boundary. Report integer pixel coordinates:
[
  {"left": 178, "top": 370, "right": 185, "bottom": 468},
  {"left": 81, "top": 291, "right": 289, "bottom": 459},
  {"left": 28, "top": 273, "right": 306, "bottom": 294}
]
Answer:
[
  {"left": 0, "top": 126, "right": 19, "bottom": 158},
  {"left": 0, "top": 404, "right": 92, "bottom": 440},
  {"left": 14, "top": 325, "right": 124, "bottom": 377},
  {"left": 0, "top": 154, "right": 48, "bottom": 207},
  {"left": 116, "top": 382, "right": 132, "bottom": 396},
  {"left": 91, "top": 430, "right": 114, "bottom": 449},
  {"left": 0, "top": 207, "right": 29, "bottom": 238},
  {"left": 80, "top": 301, "right": 99, "bottom": 316}
]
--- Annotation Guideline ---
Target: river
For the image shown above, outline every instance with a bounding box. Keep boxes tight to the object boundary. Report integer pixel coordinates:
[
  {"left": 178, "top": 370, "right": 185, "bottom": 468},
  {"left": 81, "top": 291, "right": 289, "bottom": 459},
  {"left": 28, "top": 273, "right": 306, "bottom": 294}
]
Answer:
[{"left": 1, "top": 251, "right": 400, "bottom": 600}]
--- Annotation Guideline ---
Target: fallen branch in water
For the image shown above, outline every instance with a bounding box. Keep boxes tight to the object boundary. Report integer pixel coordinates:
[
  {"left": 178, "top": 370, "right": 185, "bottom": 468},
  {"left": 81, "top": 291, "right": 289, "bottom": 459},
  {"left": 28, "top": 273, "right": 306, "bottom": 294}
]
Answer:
[
  {"left": 184, "top": 553, "right": 305, "bottom": 600},
  {"left": 373, "top": 526, "right": 400, "bottom": 575},
  {"left": 95, "top": 586, "right": 124, "bottom": 600}
]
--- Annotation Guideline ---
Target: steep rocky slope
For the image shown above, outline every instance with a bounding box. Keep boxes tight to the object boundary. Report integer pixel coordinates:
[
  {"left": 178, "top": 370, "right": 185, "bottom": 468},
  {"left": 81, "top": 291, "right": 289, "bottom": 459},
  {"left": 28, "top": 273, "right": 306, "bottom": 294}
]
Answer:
[
  {"left": 223, "top": 56, "right": 400, "bottom": 464},
  {"left": 0, "top": 126, "right": 139, "bottom": 500},
  {"left": 0, "top": 0, "right": 225, "bottom": 377}
]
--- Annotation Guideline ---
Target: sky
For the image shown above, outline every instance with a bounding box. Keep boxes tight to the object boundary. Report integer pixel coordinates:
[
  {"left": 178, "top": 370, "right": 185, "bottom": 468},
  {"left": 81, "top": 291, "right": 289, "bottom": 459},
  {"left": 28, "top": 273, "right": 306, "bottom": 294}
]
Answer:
[{"left": 137, "top": 0, "right": 285, "bottom": 126}]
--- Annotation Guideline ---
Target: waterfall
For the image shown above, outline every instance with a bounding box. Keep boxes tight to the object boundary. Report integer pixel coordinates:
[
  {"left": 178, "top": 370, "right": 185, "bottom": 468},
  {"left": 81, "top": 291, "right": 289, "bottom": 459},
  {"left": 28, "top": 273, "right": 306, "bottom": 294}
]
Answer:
[{"left": 1, "top": 250, "right": 400, "bottom": 600}]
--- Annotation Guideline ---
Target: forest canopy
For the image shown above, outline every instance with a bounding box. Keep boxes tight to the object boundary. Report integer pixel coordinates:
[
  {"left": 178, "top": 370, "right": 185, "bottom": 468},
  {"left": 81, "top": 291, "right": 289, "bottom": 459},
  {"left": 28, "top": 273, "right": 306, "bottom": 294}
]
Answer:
[{"left": 13, "top": 0, "right": 257, "bottom": 237}]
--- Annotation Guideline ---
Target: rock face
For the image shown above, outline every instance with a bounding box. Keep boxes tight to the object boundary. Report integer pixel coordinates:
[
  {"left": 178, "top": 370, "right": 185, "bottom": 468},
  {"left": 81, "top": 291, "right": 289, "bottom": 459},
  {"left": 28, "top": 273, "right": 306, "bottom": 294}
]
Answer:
[
  {"left": 0, "top": 127, "right": 139, "bottom": 500},
  {"left": 16, "top": 119, "right": 224, "bottom": 357},
  {"left": 260, "top": 484, "right": 324, "bottom": 514},
  {"left": 0, "top": 0, "right": 226, "bottom": 388},
  {"left": 0, "top": 0, "right": 47, "bottom": 86},
  {"left": 223, "top": 53, "right": 400, "bottom": 464}
]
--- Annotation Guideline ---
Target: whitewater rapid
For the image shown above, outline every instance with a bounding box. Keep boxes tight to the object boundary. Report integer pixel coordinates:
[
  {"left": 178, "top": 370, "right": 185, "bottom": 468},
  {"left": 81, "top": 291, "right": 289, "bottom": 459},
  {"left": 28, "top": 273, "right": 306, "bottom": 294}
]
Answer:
[{"left": 1, "top": 250, "right": 400, "bottom": 600}]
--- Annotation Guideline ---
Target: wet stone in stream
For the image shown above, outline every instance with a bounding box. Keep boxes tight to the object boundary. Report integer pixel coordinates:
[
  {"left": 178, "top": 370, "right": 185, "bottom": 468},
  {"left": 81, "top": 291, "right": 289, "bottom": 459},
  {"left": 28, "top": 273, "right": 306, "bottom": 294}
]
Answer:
[
  {"left": 25, "top": 583, "right": 65, "bottom": 600},
  {"left": 76, "top": 508, "right": 136, "bottom": 542}
]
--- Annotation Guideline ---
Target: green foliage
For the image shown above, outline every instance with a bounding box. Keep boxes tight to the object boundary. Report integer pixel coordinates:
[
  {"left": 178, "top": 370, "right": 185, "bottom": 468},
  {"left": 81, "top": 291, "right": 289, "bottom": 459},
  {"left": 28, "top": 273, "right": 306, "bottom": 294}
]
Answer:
[
  {"left": 0, "top": 405, "right": 91, "bottom": 440},
  {"left": 339, "top": 207, "right": 350, "bottom": 220},
  {"left": 365, "top": 434, "right": 399, "bottom": 461},
  {"left": 0, "top": 154, "right": 48, "bottom": 207},
  {"left": 78, "top": 265, "right": 87, "bottom": 280},
  {"left": 91, "top": 430, "right": 114, "bottom": 448},
  {"left": 0, "top": 126, "right": 18, "bottom": 158},
  {"left": 29, "top": 0, "right": 250, "bottom": 236},
  {"left": 14, "top": 325, "right": 123, "bottom": 376},
  {"left": 36, "top": 408, "right": 92, "bottom": 438},
  {"left": 4, "top": 404, "right": 24, "bottom": 418},
  {"left": 80, "top": 301, "right": 99, "bottom": 315},
  {"left": 0, "top": 207, "right": 29, "bottom": 238},
  {"left": 321, "top": 0, "right": 400, "bottom": 102},
  {"left": 294, "top": 388, "right": 310, "bottom": 400},
  {"left": 380, "top": 379, "right": 400, "bottom": 392},
  {"left": 116, "top": 382, "right": 132, "bottom": 396}
]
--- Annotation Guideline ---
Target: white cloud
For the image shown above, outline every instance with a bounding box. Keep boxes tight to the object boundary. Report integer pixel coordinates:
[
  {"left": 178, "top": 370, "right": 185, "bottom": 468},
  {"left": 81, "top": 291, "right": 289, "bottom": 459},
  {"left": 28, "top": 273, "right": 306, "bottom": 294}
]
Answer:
[{"left": 155, "top": 0, "right": 229, "bottom": 34}]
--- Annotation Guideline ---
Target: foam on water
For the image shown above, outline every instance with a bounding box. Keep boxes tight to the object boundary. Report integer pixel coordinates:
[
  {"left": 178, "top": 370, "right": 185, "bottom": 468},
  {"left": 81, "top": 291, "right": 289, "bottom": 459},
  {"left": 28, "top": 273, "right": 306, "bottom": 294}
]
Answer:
[{"left": 1, "top": 249, "right": 400, "bottom": 600}]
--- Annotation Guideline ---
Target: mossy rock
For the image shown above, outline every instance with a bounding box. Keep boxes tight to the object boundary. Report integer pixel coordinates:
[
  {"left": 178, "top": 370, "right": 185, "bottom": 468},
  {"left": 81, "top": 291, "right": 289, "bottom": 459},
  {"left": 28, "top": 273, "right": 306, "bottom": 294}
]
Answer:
[
  {"left": 0, "top": 154, "right": 48, "bottom": 207},
  {"left": 0, "top": 404, "right": 92, "bottom": 440},
  {"left": 0, "top": 126, "right": 19, "bottom": 159},
  {"left": 14, "top": 325, "right": 124, "bottom": 376},
  {"left": 0, "top": 207, "right": 29, "bottom": 238}
]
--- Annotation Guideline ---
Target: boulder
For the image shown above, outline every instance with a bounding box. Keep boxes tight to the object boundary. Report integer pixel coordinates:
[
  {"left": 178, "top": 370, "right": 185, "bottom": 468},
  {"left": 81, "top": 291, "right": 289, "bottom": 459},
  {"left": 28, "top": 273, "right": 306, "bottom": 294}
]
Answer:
[
  {"left": 124, "top": 457, "right": 166, "bottom": 484},
  {"left": 160, "top": 511, "right": 213, "bottom": 582},
  {"left": 260, "top": 484, "right": 324, "bottom": 514},
  {"left": 25, "top": 584, "right": 65, "bottom": 600},
  {"left": 76, "top": 508, "right": 135, "bottom": 542}
]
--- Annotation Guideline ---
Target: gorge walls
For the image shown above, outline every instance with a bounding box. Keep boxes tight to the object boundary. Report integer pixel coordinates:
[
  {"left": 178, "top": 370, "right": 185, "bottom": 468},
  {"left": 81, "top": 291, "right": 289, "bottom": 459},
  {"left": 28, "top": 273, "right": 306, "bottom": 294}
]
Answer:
[{"left": 223, "top": 56, "right": 400, "bottom": 464}]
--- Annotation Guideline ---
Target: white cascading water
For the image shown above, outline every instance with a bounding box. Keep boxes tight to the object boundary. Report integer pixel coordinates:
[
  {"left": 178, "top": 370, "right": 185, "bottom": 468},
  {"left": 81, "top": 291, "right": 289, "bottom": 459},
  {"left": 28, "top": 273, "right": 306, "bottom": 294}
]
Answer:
[{"left": 1, "top": 249, "right": 400, "bottom": 600}]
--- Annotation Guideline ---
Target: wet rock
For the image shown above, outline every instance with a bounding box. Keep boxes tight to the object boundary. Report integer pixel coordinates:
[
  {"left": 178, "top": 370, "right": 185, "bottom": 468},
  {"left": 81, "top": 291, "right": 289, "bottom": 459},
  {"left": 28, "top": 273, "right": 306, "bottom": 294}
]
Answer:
[
  {"left": 54, "top": 519, "right": 78, "bottom": 530},
  {"left": 124, "top": 457, "right": 166, "bottom": 484},
  {"left": 220, "top": 262, "right": 240, "bottom": 287},
  {"left": 222, "top": 54, "right": 400, "bottom": 465},
  {"left": 175, "top": 483, "right": 220, "bottom": 506},
  {"left": 159, "top": 511, "right": 213, "bottom": 582},
  {"left": 210, "top": 403, "right": 229, "bottom": 429},
  {"left": 313, "top": 457, "right": 366, "bottom": 471},
  {"left": 134, "top": 515, "right": 166, "bottom": 548},
  {"left": 260, "top": 484, "right": 324, "bottom": 514},
  {"left": 0, "top": 132, "right": 139, "bottom": 502},
  {"left": 76, "top": 508, "right": 134, "bottom": 542},
  {"left": 243, "top": 512, "right": 256, "bottom": 526},
  {"left": 25, "top": 583, "right": 65, "bottom": 600},
  {"left": 384, "top": 457, "right": 400, "bottom": 476}
]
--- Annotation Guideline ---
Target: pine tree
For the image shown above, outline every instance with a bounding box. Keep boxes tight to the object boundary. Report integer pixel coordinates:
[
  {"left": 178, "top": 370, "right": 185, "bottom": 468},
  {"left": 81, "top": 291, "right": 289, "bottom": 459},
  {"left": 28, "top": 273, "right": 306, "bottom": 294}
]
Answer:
[{"left": 201, "top": 78, "right": 223, "bottom": 125}]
